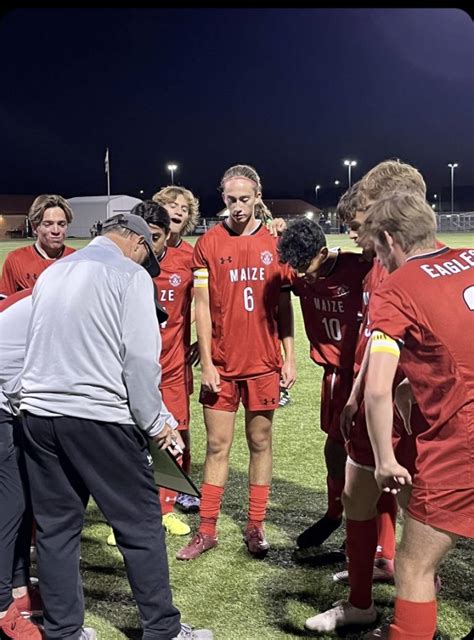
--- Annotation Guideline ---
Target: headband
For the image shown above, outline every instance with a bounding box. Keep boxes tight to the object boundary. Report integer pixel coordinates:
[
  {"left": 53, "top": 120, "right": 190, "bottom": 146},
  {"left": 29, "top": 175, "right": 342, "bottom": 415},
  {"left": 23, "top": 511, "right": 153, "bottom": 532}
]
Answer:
[{"left": 222, "top": 175, "right": 259, "bottom": 188}]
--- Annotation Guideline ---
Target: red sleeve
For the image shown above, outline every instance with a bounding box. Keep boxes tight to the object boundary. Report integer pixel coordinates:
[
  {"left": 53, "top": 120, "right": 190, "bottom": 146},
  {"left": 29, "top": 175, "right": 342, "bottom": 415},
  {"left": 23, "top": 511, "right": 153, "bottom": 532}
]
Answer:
[
  {"left": 0, "top": 254, "right": 18, "bottom": 297},
  {"left": 370, "top": 281, "right": 420, "bottom": 345},
  {"left": 191, "top": 235, "right": 209, "bottom": 271}
]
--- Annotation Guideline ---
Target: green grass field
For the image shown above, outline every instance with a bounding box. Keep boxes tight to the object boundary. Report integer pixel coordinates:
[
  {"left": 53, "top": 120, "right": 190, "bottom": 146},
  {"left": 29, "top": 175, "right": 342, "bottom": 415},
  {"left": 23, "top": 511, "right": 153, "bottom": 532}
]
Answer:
[{"left": 1, "top": 234, "right": 473, "bottom": 639}]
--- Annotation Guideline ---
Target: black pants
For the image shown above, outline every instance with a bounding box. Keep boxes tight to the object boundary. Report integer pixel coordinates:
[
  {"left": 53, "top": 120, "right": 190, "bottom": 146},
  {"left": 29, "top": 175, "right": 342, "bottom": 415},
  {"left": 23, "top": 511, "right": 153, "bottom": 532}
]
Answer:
[
  {"left": 0, "top": 409, "right": 32, "bottom": 611},
  {"left": 22, "top": 412, "right": 181, "bottom": 640}
]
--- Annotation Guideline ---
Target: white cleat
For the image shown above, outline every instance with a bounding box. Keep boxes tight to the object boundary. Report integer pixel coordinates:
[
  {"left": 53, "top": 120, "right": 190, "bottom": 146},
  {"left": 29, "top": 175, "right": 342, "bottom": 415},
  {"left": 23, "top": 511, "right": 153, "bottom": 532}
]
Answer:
[{"left": 305, "top": 600, "right": 377, "bottom": 633}]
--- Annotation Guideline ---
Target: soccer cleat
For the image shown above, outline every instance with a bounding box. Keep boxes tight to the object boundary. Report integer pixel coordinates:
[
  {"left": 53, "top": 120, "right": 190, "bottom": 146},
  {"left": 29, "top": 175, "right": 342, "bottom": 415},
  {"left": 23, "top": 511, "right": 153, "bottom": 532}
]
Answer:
[
  {"left": 296, "top": 515, "right": 342, "bottom": 549},
  {"left": 304, "top": 599, "right": 377, "bottom": 633},
  {"left": 333, "top": 558, "right": 395, "bottom": 585},
  {"left": 243, "top": 525, "right": 270, "bottom": 559},
  {"left": 172, "top": 623, "right": 214, "bottom": 639},
  {"left": 175, "top": 493, "right": 200, "bottom": 514},
  {"left": 363, "top": 624, "right": 389, "bottom": 639},
  {"left": 80, "top": 628, "right": 97, "bottom": 639},
  {"left": 162, "top": 512, "right": 191, "bottom": 536},
  {"left": 278, "top": 388, "right": 291, "bottom": 408},
  {"left": 106, "top": 529, "right": 117, "bottom": 547},
  {"left": 14, "top": 585, "right": 43, "bottom": 618},
  {"left": 176, "top": 533, "right": 218, "bottom": 561},
  {"left": 0, "top": 602, "right": 43, "bottom": 639}
]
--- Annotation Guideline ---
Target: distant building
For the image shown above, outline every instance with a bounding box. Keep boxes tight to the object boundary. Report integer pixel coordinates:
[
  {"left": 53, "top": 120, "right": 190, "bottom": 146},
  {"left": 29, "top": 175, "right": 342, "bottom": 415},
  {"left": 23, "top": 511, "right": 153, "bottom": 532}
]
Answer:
[
  {"left": 0, "top": 195, "right": 35, "bottom": 238},
  {"left": 67, "top": 195, "right": 142, "bottom": 237}
]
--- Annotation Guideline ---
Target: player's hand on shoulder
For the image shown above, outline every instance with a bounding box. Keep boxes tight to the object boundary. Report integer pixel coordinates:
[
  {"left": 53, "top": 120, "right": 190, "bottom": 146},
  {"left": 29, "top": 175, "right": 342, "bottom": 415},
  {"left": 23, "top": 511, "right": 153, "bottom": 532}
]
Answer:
[
  {"left": 201, "top": 363, "right": 221, "bottom": 393},
  {"left": 375, "top": 460, "right": 412, "bottom": 494},
  {"left": 267, "top": 217, "right": 287, "bottom": 237}
]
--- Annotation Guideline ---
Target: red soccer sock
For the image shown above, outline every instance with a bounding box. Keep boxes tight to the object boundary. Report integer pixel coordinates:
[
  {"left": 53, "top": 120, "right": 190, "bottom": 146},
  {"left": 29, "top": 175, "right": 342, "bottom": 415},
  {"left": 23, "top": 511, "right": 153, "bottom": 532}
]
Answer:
[
  {"left": 376, "top": 492, "right": 397, "bottom": 560},
  {"left": 199, "top": 483, "right": 224, "bottom": 537},
  {"left": 347, "top": 518, "right": 378, "bottom": 609},
  {"left": 389, "top": 598, "right": 437, "bottom": 639},
  {"left": 248, "top": 484, "right": 270, "bottom": 527},
  {"left": 159, "top": 488, "right": 177, "bottom": 515},
  {"left": 325, "top": 475, "right": 345, "bottom": 520}
]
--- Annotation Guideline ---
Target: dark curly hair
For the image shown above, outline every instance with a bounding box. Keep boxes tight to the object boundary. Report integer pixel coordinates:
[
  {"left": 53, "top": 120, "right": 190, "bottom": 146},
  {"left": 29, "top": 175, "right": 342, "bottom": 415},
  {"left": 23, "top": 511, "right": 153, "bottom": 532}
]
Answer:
[
  {"left": 277, "top": 218, "right": 326, "bottom": 268},
  {"left": 131, "top": 200, "right": 170, "bottom": 233}
]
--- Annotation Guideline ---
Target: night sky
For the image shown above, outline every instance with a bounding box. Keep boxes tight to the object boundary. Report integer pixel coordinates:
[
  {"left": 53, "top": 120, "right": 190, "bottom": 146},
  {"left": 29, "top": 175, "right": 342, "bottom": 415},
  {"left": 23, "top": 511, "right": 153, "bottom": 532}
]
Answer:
[{"left": 0, "top": 8, "right": 473, "bottom": 214}]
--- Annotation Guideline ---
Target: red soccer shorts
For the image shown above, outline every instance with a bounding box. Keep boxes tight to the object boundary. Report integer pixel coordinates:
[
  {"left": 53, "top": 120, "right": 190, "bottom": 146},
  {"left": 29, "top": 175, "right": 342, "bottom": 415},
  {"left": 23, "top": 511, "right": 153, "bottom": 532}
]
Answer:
[
  {"left": 407, "top": 404, "right": 474, "bottom": 537},
  {"left": 161, "top": 383, "right": 191, "bottom": 431},
  {"left": 199, "top": 371, "right": 280, "bottom": 413},
  {"left": 320, "top": 366, "right": 354, "bottom": 445},
  {"left": 346, "top": 401, "right": 405, "bottom": 468}
]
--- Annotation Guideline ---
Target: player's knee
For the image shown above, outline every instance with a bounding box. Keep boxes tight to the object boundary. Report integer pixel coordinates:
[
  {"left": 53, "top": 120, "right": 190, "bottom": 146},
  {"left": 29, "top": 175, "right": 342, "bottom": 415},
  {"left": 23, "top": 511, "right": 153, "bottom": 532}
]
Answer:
[
  {"left": 206, "top": 437, "right": 232, "bottom": 459},
  {"left": 246, "top": 432, "right": 271, "bottom": 454}
]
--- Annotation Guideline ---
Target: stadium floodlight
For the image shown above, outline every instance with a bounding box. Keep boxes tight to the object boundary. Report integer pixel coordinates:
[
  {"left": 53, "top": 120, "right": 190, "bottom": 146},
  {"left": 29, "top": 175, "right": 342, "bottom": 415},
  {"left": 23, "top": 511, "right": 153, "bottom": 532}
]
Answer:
[
  {"left": 448, "top": 163, "right": 458, "bottom": 213},
  {"left": 334, "top": 180, "right": 340, "bottom": 186},
  {"left": 315, "top": 185, "right": 321, "bottom": 202},
  {"left": 343, "top": 159, "right": 357, "bottom": 188},
  {"left": 167, "top": 163, "right": 178, "bottom": 185}
]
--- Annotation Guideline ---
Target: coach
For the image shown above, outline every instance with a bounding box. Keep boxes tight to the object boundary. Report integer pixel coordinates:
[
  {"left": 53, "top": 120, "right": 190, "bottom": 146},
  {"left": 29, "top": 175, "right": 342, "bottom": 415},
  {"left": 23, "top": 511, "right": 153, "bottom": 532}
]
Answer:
[{"left": 19, "top": 213, "right": 200, "bottom": 640}]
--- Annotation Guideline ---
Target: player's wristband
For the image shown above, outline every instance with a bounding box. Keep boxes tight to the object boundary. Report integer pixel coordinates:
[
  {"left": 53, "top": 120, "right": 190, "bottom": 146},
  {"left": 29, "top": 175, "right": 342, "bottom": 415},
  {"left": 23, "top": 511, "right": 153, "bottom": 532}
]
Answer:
[
  {"left": 193, "top": 268, "right": 209, "bottom": 288},
  {"left": 370, "top": 330, "right": 401, "bottom": 357}
]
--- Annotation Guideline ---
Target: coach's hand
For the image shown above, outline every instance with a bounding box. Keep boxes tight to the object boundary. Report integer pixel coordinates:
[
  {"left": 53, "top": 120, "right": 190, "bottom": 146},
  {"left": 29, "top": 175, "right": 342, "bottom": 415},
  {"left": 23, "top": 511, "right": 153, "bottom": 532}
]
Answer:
[
  {"left": 153, "top": 423, "right": 183, "bottom": 451},
  {"left": 267, "top": 217, "right": 287, "bottom": 237},
  {"left": 340, "top": 397, "right": 358, "bottom": 443},
  {"left": 186, "top": 341, "right": 200, "bottom": 367},
  {"left": 375, "top": 460, "right": 412, "bottom": 495},
  {"left": 201, "top": 363, "right": 221, "bottom": 393},
  {"left": 280, "top": 358, "right": 296, "bottom": 390}
]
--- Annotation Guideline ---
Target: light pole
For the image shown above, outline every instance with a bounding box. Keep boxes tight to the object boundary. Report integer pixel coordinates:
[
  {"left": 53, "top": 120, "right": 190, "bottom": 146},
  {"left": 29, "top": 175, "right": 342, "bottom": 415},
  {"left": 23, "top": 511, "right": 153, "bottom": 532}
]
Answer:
[
  {"left": 315, "top": 184, "right": 321, "bottom": 203},
  {"left": 448, "top": 163, "right": 458, "bottom": 213},
  {"left": 343, "top": 159, "right": 357, "bottom": 189},
  {"left": 167, "top": 163, "right": 178, "bottom": 185}
]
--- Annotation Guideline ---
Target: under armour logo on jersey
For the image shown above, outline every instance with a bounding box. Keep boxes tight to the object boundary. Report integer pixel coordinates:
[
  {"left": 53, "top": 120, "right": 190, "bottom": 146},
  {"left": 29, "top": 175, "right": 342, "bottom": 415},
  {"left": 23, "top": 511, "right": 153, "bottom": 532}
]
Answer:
[
  {"left": 262, "top": 398, "right": 277, "bottom": 405},
  {"left": 220, "top": 256, "right": 233, "bottom": 264}
]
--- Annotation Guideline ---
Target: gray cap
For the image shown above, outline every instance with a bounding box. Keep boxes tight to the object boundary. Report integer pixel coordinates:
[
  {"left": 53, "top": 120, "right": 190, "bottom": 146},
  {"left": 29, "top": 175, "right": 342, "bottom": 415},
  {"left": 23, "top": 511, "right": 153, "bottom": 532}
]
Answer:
[{"left": 101, "top": 212, "right": 160, "bottom": 278}]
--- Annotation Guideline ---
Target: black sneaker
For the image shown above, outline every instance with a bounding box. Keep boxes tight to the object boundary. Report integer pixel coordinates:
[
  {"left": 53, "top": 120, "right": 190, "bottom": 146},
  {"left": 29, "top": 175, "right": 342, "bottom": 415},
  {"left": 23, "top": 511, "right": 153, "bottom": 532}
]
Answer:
[{"left": 296, "top": 515, "right": 342, "bottom": 549}]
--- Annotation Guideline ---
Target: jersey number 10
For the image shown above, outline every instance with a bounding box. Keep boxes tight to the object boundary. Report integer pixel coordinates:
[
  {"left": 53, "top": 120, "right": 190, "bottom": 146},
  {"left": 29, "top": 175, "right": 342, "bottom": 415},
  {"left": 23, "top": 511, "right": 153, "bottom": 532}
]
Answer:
[{"left": 322, "top": 317, "right": 342, "bottom": 341}]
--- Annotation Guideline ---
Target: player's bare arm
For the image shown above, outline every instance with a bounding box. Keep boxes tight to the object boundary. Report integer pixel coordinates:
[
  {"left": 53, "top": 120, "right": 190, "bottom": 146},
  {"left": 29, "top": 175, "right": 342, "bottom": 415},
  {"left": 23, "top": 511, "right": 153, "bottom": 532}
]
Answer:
[
  {"left": 194, "top": 283, "right": 221, "bottom": 393},
  {"left": 278, "top": 290, "right": 296, "bottom": 389},
  {"left": 364, "top": 333, "right": 412, "bottom": 493}
]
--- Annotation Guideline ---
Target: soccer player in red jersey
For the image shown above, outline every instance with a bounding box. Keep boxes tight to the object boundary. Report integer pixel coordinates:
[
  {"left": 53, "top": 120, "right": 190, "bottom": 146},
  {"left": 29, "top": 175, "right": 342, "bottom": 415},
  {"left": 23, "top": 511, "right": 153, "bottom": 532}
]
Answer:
[
  {"left": 277, "top": 217, "right": 371, "bottom": 549},
  {"left": 361, "top": 191, "right": 474, "bottom": 640},
  {"left": 0, "top": 195, "right": 75, "bottom": 297},
  {"left": 152, "top": 185, "right": 201, "bottom": 510},
  {"left": 177, "top": 164, "right": 296, "bottom": 561},
  {"left": 305, "top": 160, "right": 429, "bottom": 634}
]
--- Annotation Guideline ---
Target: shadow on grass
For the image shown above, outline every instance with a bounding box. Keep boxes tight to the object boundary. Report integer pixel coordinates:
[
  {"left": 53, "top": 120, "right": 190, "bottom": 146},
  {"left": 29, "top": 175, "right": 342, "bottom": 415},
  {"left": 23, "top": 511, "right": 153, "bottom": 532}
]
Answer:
[{"left": 80, "top": 464, "right": 472, "bottom": 640}]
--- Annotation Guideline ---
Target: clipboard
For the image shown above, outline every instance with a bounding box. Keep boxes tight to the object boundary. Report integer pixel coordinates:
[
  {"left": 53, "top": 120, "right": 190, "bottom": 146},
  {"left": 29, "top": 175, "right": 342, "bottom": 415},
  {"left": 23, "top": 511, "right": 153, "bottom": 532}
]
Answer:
[{"left": 149, "top": 442, "right": 201, "bottom": 498}]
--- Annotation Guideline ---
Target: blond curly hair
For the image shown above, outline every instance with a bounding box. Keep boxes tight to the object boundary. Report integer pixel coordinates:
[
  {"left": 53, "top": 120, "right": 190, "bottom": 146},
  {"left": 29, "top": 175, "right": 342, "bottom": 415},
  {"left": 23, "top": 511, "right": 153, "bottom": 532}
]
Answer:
[{"left": 152, "top": 185, "right": 200, "bottom": 235}]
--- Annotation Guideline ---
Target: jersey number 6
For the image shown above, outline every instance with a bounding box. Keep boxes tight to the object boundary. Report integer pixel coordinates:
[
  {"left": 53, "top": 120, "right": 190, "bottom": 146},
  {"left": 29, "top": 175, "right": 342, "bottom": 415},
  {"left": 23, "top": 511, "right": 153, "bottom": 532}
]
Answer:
[{"left": 244, "top": 286, "right": 254, "bottom": 312}]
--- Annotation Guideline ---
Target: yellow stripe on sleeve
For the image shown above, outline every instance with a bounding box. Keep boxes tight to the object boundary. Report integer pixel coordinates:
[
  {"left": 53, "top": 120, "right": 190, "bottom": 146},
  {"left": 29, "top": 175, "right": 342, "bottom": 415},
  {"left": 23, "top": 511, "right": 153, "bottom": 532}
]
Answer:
[
  {"left": 370, "top": 330, "right": 400, "bottom": 358},
  {"left": 193, "top": 268, "right": 209, "bottom": 288}
]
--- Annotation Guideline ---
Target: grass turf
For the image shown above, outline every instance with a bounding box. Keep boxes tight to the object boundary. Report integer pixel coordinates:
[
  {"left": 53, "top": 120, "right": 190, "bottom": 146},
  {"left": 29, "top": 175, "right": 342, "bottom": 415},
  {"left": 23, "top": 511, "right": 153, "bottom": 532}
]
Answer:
[{"left": 1, "top": 234, "right": 473, "bottom": 639}]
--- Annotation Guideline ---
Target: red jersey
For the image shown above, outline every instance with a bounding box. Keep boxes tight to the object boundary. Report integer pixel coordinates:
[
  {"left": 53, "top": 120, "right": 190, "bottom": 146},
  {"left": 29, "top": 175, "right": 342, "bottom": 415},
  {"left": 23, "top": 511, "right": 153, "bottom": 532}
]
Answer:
[
  {"left": 0, "top": 244, "right": 75, "bottom": 297},
  {"left": 291, "top": 251, "right": 372, "bottom": 370},
  {"left": 370, "top": 246, "right": 474, "bottom": 432},
  {"left": 354, "top": 259, "right": 387, "bottom": 372},
  {"left": 192, "top": 221, "right": 292, "bottom": 379},
  {"left": 154, "top": 240, "right": 194, "bottom": 387}
]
